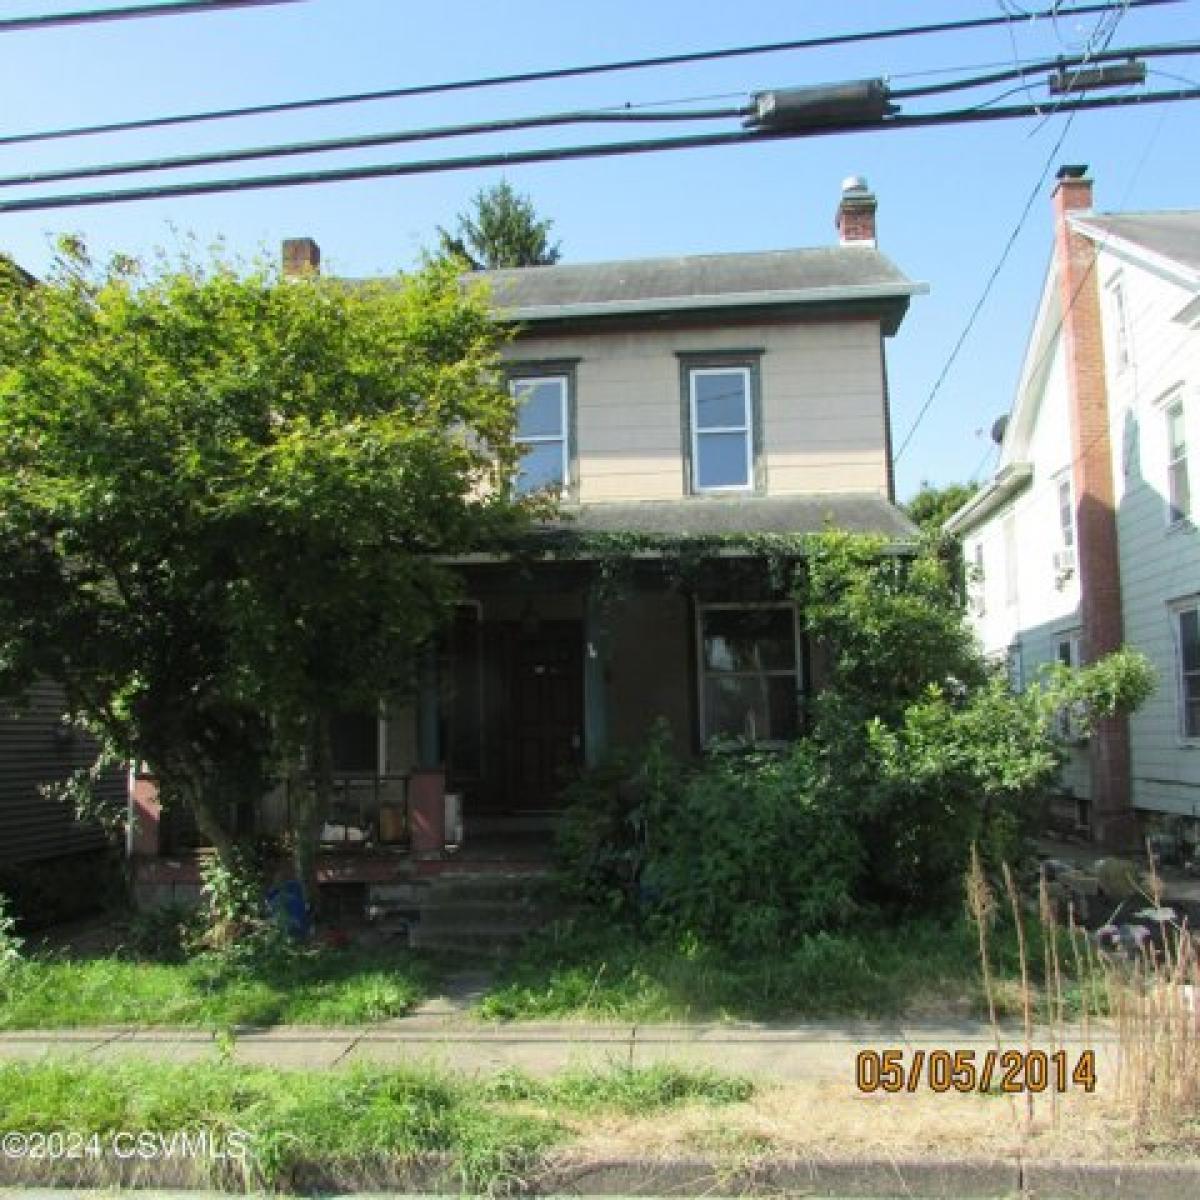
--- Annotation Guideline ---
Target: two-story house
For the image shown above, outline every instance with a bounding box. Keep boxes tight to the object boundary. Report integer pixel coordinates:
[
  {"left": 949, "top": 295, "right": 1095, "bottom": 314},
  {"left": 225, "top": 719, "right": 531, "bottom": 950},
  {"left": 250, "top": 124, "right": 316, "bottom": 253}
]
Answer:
[
  {"left": 947, "top": 166, "right": 1199, "bottom": 845},
  {"left": 134, "top": 176, "right": 924, "bottom": 896}
]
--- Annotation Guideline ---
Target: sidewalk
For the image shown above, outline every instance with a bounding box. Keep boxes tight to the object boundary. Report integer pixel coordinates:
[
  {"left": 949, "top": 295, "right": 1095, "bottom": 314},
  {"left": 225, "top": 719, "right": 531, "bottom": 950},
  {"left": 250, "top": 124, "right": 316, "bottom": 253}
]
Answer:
[{"left": 0, "top": 1017, "right": 1120, "bottom": 1079}]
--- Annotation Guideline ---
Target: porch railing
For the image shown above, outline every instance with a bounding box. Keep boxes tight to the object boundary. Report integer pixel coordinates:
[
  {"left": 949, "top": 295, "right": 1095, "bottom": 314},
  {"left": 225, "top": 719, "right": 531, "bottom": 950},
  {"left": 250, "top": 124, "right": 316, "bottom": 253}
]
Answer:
[{"left": 281, "top": 773, "right": 411, "bottom": 850}]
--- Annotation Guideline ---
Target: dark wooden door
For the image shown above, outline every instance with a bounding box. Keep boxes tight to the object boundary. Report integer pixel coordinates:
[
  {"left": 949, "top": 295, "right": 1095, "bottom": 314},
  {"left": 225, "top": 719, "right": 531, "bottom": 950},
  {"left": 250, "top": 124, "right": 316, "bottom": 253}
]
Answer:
[
  {"left": 479, "top": 620, "right": 583, "bottom": 812},
  {"left": 512, "top": 622, "right": 584, "bottom": 810}
]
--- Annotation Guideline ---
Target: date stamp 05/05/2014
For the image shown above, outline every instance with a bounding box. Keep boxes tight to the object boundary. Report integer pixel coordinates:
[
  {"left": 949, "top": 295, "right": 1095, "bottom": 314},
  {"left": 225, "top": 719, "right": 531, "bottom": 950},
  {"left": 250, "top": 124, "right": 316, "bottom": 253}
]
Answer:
[{"left": 856, "top": 1049, "right": 1098, "bottom": 1095}]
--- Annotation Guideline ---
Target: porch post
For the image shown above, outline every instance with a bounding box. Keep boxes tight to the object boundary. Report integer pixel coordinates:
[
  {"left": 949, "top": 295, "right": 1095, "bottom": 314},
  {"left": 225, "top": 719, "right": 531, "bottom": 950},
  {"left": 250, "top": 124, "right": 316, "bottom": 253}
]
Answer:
[
  {"left": 583, "top": 584, "right": 610, "bottom": 767},
  {"left": 416, "top": 641, "right": 441, "bottom": 769}
]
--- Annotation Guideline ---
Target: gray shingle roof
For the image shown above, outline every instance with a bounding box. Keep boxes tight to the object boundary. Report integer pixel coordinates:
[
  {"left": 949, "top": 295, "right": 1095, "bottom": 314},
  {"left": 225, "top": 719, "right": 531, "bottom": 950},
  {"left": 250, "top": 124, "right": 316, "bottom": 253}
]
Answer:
[
  {"left": 540, "top": 493, "right": 917, "bottom": 542},
  {"left": 1076, "top": 212, "right": 1200, "bottom": 277},
  {"left": 476, "top": 246, "right": 924, "bottom": 323}
]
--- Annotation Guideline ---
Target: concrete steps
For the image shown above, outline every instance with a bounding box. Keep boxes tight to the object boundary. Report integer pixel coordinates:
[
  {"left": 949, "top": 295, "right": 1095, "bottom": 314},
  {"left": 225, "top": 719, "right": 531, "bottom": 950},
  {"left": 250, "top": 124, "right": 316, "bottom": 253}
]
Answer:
[{"left": 368, "top": 870, "right": 557, "bottom": 956}]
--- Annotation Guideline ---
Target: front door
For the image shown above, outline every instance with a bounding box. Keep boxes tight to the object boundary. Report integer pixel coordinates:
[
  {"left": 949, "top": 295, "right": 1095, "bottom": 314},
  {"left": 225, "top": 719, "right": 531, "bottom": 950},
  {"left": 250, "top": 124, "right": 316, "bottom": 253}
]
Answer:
[
  {"left": 478, "top": 620, "right": 584, "bottom": 812},
  {"left": 513, "top": 622, "right": 584, "bottom": 810}
]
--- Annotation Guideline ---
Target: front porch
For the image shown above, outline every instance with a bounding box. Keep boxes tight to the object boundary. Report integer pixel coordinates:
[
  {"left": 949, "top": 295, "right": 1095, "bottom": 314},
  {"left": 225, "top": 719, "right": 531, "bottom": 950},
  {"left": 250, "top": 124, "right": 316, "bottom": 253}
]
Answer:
[{"left": 130, "top": 494, "right": 916, "bottom": 904}]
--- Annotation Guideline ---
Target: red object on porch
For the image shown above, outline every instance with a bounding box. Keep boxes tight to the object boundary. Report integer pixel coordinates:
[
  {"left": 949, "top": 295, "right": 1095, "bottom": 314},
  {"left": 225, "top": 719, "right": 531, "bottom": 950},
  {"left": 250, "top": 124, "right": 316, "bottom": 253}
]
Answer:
[
  {"left": 130, "top": 774, "right": 162, "bottom": 857},
  {"left": 408, "top": 767, "right": 447, "bottom": 860}
]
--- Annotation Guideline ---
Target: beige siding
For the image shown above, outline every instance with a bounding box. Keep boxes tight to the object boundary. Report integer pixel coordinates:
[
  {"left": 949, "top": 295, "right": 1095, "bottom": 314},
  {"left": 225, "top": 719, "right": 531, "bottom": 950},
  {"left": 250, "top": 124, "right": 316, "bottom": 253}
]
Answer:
[{"left": 508, "top": 319, "right": 889, "bottom": 502}]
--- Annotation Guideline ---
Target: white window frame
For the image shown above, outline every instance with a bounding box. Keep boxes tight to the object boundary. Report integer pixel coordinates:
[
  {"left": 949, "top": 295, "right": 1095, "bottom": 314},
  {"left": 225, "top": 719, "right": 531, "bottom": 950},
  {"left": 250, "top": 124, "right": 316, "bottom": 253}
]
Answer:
[
  {"left": 1107, "top": 273, "right": 1131, "bottom": 372},
  {"left": 1164, "top": 391, "right": 1192, "bottom": 527},
  {"left": 510, "top": 373, "right": 570, "bottom": 497},
  {"left": 1003, "top": 513, "right": 1018, "bottom": 609},
  {"left": 1056, "top": 474, "right": 1076, "bottom": 550},
  {"left": 695, "top": 601, "right": 802, "bottom": 744},
  {"left": 1170, "top": 597, "right": 1200, "bottom": 744},
  {"left": 689, "top": 366, "right": 754, "bottom": 494}
]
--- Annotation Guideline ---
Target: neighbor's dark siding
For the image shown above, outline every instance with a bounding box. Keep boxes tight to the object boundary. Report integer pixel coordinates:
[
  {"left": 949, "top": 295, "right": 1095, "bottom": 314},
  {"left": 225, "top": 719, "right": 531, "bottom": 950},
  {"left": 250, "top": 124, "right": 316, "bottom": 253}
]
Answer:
[{"left": 0, "top": 681, "right": 118, "bottom": 866}]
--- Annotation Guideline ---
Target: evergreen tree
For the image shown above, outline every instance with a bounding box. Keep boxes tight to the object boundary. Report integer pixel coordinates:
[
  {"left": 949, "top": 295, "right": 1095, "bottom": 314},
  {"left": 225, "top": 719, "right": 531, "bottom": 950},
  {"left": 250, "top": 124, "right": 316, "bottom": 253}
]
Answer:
[{"left": 437, "top": 180, "right": 561, "bottom": 269}]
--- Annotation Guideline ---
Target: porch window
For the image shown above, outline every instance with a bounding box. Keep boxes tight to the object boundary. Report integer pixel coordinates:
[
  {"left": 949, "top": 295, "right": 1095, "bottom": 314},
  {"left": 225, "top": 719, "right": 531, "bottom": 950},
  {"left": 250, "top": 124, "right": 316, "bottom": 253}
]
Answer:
[
  {"left": 698, "top": 604, "right": 800, "bottom": 742},
  {"left": 511, "top": 374, "right": 569, "bottom": 496},
  {"left": 689, "top": 366, "right": 754, "bottom": 492},
  {"left": 1173, "top": 601, "right": 1200, "bottom": 740}
]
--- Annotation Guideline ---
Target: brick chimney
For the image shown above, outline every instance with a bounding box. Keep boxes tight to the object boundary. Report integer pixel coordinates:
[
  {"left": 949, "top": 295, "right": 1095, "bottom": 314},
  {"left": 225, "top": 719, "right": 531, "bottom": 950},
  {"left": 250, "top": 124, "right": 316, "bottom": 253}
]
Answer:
[
  {"left": 835, "top": 175, "right": 877, "bottom": 245},
  {"left": 1052, "top": 164, "right": 1134, "bottom": 847},
  {"left": 282, "top": 237, "right": 321, "bottom": 277}
]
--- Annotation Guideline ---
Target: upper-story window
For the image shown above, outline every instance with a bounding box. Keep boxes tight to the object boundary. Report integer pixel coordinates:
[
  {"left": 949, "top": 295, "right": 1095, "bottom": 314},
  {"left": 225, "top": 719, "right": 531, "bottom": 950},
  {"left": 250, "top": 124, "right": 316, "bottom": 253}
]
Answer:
[
  {"left": 510, "top": 371, "right": 572, "bottom": 496},
  {"left": 680, "top": 354, "right": 762, "bottom": 494},
  {"left": 1107, "top": 274, "right": 1131, "bottom": 371},
  {"left": 1166, "top": 393, "right": 1191, "bottom": 525},
  {"left": 1057, "top": 476, "right": 1075, "bottom": 551},
  {"left": 1054, "top": 473, "right": 1076, "bottom": 583}
]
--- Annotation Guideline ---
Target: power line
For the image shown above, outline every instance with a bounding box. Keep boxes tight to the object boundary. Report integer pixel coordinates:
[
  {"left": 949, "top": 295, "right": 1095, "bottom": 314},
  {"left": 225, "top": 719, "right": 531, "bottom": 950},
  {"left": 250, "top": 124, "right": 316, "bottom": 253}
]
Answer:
[
  {"left": 0, "top": 104, "right": 748, "bottom": 192},
  {"left": 894, "top": 112, "right": 1078, "bottom": 462},
  {"left": 0, "top": 0, "right": 1178, "bottom": 147},
  {"left": 895, "top": 0, "right": 1140, "bottom": 463},
  {"left": 6, "top": 41, "right": 1192, "bottom": 194},
  {"left": 1, "top": 85, "right": 1196, "bottom": 215},
  {"left": 0, "top": 0, "right": 301, "bottom": 33},
  {"left": 890, "top": 39, "right": 1199, "bottom": 98},
  {"left": 4, "top": 40, "right": 1192, "bottom": 194}
]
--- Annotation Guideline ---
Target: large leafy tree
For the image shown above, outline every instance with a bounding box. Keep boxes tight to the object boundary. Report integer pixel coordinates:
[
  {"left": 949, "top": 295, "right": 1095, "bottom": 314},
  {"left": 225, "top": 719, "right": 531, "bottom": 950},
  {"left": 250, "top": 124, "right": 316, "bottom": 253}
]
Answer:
[
  {"left": 904, "top": 480, "right": 978, "bottom": 535},
  {"left": 0, "top": 241, "right": 525, "bottom": 897},
  {"left": 437, "top": 180, "right": 561, "bottom": 269}
]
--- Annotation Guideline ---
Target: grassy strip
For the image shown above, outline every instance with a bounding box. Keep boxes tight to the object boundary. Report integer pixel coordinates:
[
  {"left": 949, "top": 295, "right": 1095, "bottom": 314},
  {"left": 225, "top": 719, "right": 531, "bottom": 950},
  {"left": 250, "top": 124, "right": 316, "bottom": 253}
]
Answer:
[
  {"left": 478, "top": 918, "right": 1079, "bottom": 1022},
  {"left": 0, "top": 1060, "right": 752, "bottom": 1192},
  {"left": 0, "top": 947, "right": 433, "bottom": 1029}
]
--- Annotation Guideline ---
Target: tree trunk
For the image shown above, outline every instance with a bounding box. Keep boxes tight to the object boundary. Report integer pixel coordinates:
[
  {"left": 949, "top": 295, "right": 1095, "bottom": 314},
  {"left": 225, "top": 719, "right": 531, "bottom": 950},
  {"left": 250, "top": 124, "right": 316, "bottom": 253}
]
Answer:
[{"left": 293, "top": 710, "right": 334, "bottom": 922}]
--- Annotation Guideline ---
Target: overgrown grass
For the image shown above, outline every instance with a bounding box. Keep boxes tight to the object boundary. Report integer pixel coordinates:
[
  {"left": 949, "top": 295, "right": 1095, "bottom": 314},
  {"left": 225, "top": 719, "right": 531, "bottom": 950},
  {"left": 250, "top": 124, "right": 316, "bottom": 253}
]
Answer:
[
  {"left": 477, "top": 916, "right": 1064, "bottom": 1023},
  {"left": 0, "top": 946, "right": 433, "bottom": 1029},
  {"left": 0, "top": 1059, "right": 752, "bottom": 1192}
]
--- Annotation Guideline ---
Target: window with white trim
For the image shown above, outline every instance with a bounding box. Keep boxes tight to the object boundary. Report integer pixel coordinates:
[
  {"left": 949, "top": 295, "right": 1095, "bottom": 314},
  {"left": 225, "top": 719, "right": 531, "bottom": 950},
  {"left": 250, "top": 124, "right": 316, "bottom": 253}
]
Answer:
[
  {"left": 1003, "top": 514, "right": 1018, "bottom": 608},
  {"left": 1172, "top": 600, "right": 1200, "bottom": 740},
  {"left": 1166, "top": 395, "right": 1191, "bottom": 525},
  {"left": 510, "top": 374, "right": 569, "bottom": 496},
  {"left": 689, "top": 366, "right": 754, "bottom": 492},
  {"left": 698, "top": 604, "right": 800, "bottom": 742},
  {"left": 1057, "top": 476, "right": 1075, "bottom": 551},
  {"left": 1108, "top": 275, "right": 1131, "bottom": 371}
]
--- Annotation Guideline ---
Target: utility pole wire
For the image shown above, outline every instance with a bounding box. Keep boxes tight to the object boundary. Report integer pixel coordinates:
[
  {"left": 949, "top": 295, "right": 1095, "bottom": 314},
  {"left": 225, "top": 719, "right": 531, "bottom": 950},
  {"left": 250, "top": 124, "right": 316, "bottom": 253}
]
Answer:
[
  {"left": 0, "top": 0, "right": 1178, "bottom": 146},
  {"left": 4, "top": 40, "right": 1194, "bottom": 193},
  {"left": 0, "top": 105, "right": 749, "bottom": 191},
  {"left": 0, "top": 0, "right": 301, "bottom": 33},
  {"left": 0, "top": 86, "right": 1195, "bottom": 215},
  {"left": 890, "top": 39, "right": 1199, "bottom": 98}
]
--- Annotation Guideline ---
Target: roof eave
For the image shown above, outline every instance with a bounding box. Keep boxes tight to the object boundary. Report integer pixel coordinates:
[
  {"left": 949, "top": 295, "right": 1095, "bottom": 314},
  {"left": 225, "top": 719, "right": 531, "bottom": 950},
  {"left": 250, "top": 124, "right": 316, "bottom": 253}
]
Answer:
[
  {"left": 943, "top": 462, "right": 1033, "bottom": 536},
  {"left": 494, "top": 280, "right": 928, "bottom": 324}
]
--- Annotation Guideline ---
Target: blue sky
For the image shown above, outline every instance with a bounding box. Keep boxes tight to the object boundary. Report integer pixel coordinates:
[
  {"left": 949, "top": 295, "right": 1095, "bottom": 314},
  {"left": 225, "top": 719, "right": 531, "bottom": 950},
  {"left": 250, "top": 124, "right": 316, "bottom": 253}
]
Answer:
[{"left": 1, "top": 0, "right": 1197, "bottom": 499}]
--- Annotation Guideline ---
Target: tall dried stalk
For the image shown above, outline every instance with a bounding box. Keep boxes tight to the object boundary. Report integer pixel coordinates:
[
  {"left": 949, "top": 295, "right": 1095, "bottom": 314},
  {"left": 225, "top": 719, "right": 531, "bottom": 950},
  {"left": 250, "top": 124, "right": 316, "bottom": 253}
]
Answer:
[
  {"left": 966, "top": 846, "right": 998, "bottom": 1029},
  {"left": 1002, "top": 862, "right": 1035, "bottom": 1130},
  {"left": 1038, "top": 871, "right": 1063, "bottom": 1128}
]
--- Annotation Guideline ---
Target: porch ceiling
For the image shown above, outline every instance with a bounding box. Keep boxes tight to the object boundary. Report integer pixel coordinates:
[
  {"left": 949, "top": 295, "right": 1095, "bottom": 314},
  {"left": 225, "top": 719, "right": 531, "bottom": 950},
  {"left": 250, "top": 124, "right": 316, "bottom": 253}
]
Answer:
[{"left": 541, "top": 492, "right": 918, "bottom": 542}]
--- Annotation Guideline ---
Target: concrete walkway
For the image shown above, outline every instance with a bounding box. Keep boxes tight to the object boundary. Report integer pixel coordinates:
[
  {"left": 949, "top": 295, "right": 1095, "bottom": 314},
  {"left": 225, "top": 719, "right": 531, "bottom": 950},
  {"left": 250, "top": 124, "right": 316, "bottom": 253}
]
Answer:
[{"left": 0, "top": 1018, "right": 1120, "bottom": 1079}]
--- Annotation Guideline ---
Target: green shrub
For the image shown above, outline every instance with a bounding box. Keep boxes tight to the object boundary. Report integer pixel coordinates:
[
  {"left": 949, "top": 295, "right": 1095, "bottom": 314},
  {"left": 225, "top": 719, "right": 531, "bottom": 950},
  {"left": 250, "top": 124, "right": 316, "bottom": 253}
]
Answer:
[
  {"left": 557, "top": 533, "right": 1157, "bottom": 948},
  {"left": 0, "top": 893, "right": 23, "bottom": 979},
  {"left": 644, "top": 739, "right": 860, "bottom": 948}
]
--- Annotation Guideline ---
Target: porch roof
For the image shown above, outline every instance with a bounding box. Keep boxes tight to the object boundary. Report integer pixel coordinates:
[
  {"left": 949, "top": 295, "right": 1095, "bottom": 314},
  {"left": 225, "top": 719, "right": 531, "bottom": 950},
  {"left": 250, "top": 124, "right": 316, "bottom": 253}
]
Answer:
[{"left": 540, "top": 492, "right": 918, "bottom": 542}]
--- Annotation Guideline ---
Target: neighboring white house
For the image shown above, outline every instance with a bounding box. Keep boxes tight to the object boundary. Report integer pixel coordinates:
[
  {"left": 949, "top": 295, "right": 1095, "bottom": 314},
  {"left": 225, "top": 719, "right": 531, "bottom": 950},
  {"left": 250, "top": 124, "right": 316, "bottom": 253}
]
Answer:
[{"left": 947, "top": 166, "right": 1199, "bottom": 841}]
